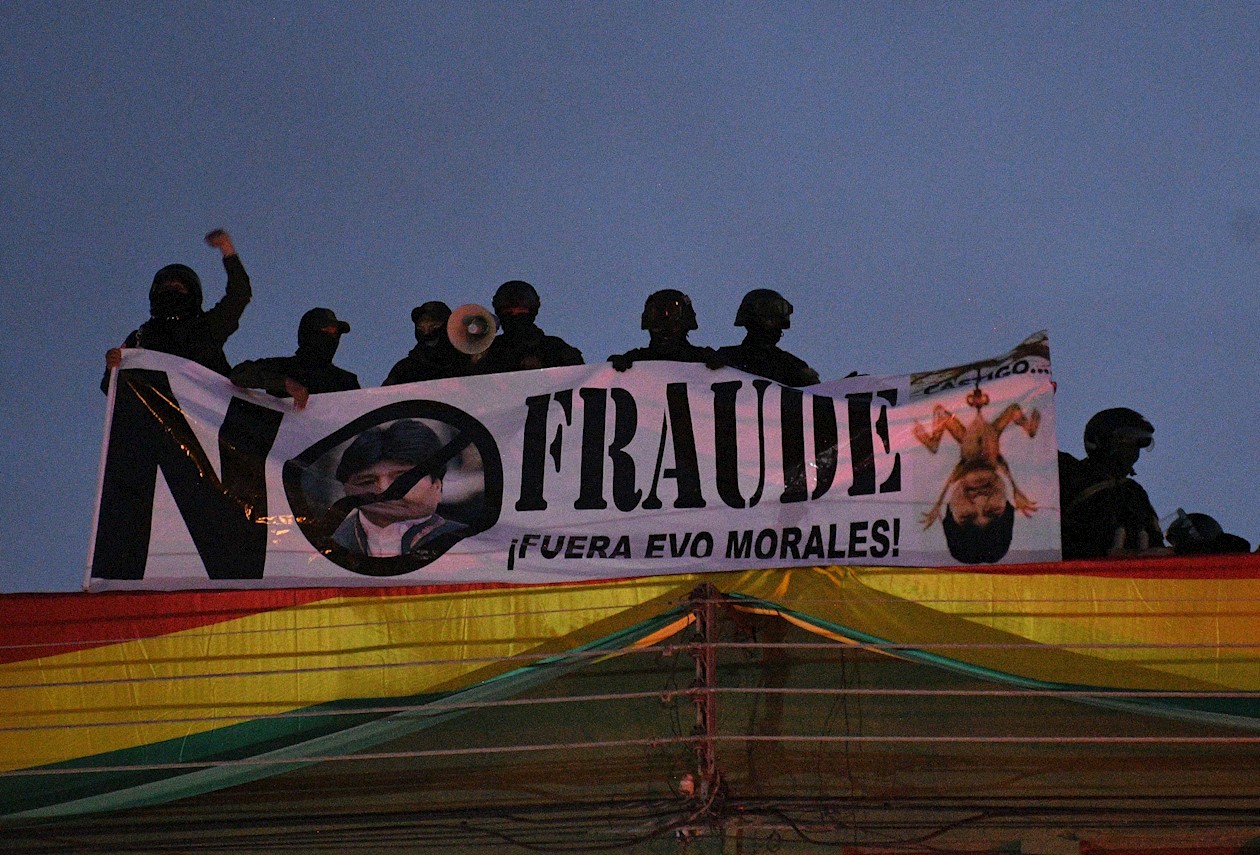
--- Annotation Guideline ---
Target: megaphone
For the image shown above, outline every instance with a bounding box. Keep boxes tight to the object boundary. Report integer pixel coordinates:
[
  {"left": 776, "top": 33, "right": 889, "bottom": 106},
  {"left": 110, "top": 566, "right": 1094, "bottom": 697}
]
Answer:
[{"left": 448, "top": 304, "right": 498, "bottom": 355}]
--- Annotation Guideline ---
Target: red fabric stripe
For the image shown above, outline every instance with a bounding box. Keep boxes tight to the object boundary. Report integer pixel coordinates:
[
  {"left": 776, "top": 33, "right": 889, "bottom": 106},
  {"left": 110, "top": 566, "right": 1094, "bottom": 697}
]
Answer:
[
  {"left": 941, "top": 551, "right": 1260, "bottom": 579},
  {"left": 0, "top": 581, "right": 555, "bottom": 665},
  {"left": 4, "top": 553, "right": 1258, "bottom": 665}
]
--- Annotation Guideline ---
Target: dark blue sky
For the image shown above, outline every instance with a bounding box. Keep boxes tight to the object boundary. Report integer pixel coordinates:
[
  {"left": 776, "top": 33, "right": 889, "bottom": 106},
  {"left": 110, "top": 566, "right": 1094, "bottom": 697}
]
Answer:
[{"left": 2, "top": 2, "right": 1258, "bottom": 591}]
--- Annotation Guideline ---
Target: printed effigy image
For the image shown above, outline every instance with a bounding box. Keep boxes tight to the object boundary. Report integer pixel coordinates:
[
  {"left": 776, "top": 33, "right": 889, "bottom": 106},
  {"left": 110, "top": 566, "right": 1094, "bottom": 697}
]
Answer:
[{"left": 283, "top": 403, "right": 502, "bottom": 576}]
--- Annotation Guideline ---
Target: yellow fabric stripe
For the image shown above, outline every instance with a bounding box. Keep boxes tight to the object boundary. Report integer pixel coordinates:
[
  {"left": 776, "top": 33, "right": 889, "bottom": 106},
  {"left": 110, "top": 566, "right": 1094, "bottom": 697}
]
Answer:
[
  {"left": 0, "top": 576, "right": 715, "bottom": 772},
  {"left": 5, "top": 566, "right": 1259, "bottom": 773},
  {"left": 847, "top": 567, "right": 1260, "bottom": 689}
]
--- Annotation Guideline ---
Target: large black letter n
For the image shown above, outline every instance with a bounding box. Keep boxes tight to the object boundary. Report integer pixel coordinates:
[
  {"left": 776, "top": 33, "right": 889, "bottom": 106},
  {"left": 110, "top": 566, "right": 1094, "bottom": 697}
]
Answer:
[{"left": 92, "top": 369, "right": 282, "bottom": 580}]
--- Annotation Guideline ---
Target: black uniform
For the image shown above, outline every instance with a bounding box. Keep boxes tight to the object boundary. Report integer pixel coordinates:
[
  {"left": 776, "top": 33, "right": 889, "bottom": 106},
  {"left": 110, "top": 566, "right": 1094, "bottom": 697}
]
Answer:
[
  {"left": 230, "top": 353, "right": 359, "bottom": 397},
  {"left": 609, "top": 338, "right": 722, "bottom": 371},
  {"left": 384, "top": 302, "right": 470, "bottom": 385},
  {"left": 716, "top": 339, "right": 820, "bottom": 387},
  {"left": 384, "top": 339, "right": 469, "bottom": 385},
  {"left": 1059, "top": 451, "right": 1163, "bottom": 559},
  {"left": 470, "top": 280, "right": 584, "bottom": 374},
  {"left": 473, "top": 322, "right": 584, "bottom": 374},
  {"left": 102, "top": 255, "right": 250, "bottom": 392},
  {"left": 718, "top": 288, "right": 819, "bottom": 387},
  {"left": 610, "top": 288, "right": 721, "bottom": 372},
  {"left": 231, "top": 308, "right": 360, "bottom": 398}
]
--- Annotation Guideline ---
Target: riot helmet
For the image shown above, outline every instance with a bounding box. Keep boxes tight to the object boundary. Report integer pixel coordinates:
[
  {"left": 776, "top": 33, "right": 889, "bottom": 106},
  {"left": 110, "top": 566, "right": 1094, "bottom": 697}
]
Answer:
[
  {"left": 1165, "top": 510, "right": 1250, "bottom": 555},
  {"left": 1083, "top": 408, "right": 1154, "bottom": 455},
  {"left": 734, "top": 288, "right": 793, "bottom": 330},
  {"left": 1083, "top": 407, "right": 1153, "bottom": 476},
  {"left": 642, "top": 289, "right": 698, "bottom": 333},
  {"left": 492, "top": 280, "right": 541, "bottom": 323}
]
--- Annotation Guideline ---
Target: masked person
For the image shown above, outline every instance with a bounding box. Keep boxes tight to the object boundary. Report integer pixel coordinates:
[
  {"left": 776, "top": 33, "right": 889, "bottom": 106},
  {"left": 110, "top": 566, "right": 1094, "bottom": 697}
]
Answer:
[
  {"left": 471, "top": 280, "right": 583, "bottom": 374},
  {"left": 1059, "top": 407, "right": 1168, "bottom": 559},
  {"left": 716, "top": 288, "right": 820, "bottom": 387},
  {"left": 383, "top": 301, "right": 469, "bottom": 385},
  {"left": 609, "top": 289, "right": 724, "bottom": 371},
  {"left": 102, "top": 229, "right": 252, "bottom": 392},
  {"left": 331, "top": 420, "right": 468, "bottom": 557},
  {"left": 230, "top": 308, "right": 359, "bottom": 408}
]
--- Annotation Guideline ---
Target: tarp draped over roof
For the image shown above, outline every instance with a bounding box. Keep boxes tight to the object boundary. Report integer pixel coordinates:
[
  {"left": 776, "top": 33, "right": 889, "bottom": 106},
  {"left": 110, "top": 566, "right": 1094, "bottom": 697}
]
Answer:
[{"left": 3, "top": 556, "right": 1260, "bottom": 851}]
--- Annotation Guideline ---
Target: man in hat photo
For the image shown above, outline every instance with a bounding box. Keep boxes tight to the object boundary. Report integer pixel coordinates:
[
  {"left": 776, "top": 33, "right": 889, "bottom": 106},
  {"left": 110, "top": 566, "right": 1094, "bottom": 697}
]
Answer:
[{"left": 331, "top": 420, "right": 469, "bottom": 557}]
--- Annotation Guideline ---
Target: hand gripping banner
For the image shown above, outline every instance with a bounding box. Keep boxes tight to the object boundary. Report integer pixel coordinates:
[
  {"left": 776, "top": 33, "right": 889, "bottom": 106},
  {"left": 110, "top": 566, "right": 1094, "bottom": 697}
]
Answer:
[{"left": 88, "top": 332, "right": 1059, "bottom": 590}]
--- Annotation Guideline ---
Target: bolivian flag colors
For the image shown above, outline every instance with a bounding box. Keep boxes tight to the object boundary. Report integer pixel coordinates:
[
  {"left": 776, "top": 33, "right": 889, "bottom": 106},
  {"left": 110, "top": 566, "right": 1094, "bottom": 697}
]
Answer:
[{"left": 4, "top": 556, "right": 1260, "bottom": 824}]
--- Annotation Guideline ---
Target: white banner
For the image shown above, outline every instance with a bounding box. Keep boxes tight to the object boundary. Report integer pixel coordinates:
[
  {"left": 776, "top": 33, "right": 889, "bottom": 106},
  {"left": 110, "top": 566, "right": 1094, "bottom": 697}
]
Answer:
[{"left": 88, "top": 333, "right": 1060, "bottom": 590}]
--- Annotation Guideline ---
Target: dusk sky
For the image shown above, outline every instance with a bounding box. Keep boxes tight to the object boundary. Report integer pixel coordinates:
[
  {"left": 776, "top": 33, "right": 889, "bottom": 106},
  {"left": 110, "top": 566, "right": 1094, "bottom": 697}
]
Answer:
[{"left": 2, "top": 2, "right": 1258, "bottom": 592}]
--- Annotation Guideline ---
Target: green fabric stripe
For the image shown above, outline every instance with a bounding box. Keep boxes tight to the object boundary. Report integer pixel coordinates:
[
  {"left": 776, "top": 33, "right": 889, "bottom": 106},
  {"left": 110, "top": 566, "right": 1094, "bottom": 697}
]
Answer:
[
  {"left": 727, "top": 592, "right": 1260, "bottom": 730},
  {"left": 1, "top": 607, "right": 687, "bottom": 820},
  {"left": 12, "top": 589, "right": 1259, "bottom": 824}
]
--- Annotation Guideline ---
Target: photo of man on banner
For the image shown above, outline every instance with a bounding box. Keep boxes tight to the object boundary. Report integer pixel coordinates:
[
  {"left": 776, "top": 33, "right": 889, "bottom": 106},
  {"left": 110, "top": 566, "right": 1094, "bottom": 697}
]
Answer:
[
  {"left": 913, "top": 374, "right": 1044, "bottom": 565},
  {"left": 329, "top": 420, "right": 471, "bottom": 557}
]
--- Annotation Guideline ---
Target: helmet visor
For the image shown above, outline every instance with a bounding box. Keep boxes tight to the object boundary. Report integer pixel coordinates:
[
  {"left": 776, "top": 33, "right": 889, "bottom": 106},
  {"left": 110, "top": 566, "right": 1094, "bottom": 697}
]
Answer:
[{"left": 1109, "top": 425, "right": 1153, "bottom": 450}]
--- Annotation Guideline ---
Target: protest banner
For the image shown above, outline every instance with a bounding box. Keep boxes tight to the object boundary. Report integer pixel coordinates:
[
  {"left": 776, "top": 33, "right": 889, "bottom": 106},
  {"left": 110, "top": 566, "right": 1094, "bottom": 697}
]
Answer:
[{"left": 88, "top": 332, "right": 1058, "bottom": 589}]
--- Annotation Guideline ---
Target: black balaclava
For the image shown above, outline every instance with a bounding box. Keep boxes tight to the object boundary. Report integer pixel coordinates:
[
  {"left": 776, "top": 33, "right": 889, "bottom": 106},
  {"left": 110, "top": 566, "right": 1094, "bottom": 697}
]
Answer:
[
  {"left": 492, "top": 281, "right": 540, "bottom": 335},
  {"left": 149, "top": 264, "right": 203, "bottom": 320},
  {"left": 412, "top": 301, "right": 453, "bottom": 347},
  {"left": 297, "top": 308, "right": 349, "bottom": 365}
]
